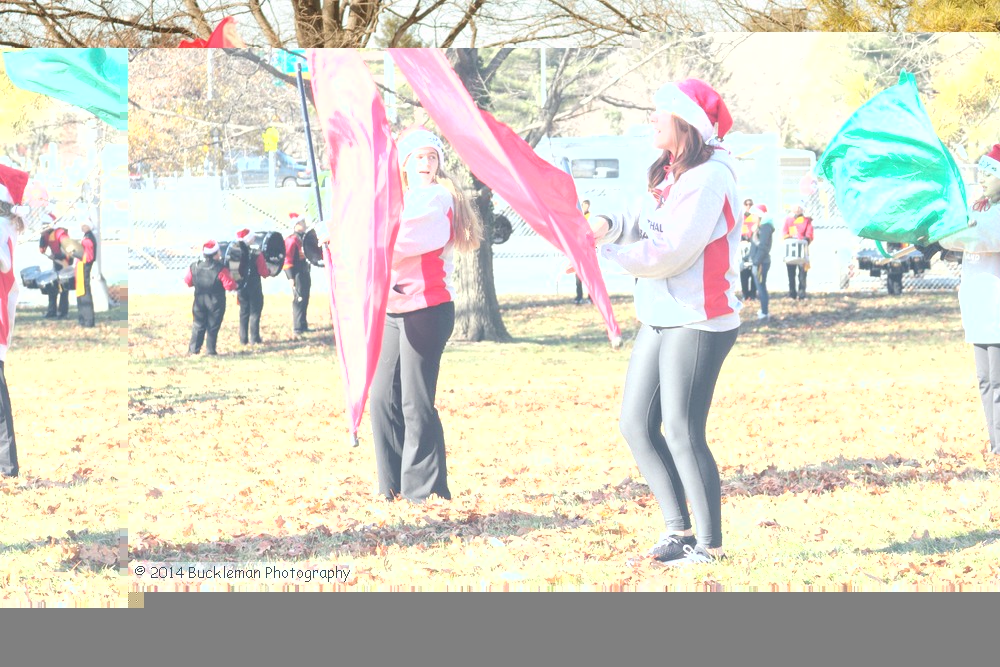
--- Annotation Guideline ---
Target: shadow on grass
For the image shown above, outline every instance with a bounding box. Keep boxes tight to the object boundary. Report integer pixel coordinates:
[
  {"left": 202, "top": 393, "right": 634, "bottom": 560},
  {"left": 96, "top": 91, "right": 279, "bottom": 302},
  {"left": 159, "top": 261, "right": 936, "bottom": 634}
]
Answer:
[
  {"left": 527, "top": 453, "right": 995, "bottom": 510},
  {"left": 1, "top": 529, "right": 122, "bottom": 573},
  {"left": 130, "top": 510, "right": 591, "bottom": 562},
  {"left": 737, "top": 292, "right": 961, "bottom": 347},
  {"left": 873, "top": 529, "right": 1000, "bottom": 557}
]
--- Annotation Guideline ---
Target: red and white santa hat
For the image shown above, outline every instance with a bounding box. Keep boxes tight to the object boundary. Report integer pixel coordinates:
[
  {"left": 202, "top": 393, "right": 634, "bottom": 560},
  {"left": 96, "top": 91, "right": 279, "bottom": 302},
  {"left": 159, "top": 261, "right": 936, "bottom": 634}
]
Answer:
[
  {"left": 236, "top": 228, "right": 251, "bottom": 240},
  {"left": 0, "top": 164, "right": 31, "bottom": 216},
  {"left": 396, "top": 126, "right": 444, "bottom": 166},
  {"left": 653, "top": 79, "right": 733, "bottom": 143},
  {"left": 288, "top": 212, "right": 304, "bottom": 226},
  {"left": 751, "top": 204, "right": 768, "bottom": 217},
  {"left": 979, "top": 144, "right": 1000, "bottom": 180},
  {"left": 203, "top": 240, "right": 220, "bottom": 255}
]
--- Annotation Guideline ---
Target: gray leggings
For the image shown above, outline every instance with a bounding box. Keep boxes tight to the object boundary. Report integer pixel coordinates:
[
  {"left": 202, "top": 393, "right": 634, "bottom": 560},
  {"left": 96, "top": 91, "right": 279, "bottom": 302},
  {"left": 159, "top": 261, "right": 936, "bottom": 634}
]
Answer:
[
  {"left": 974, "top": 344, "right": 1000, "bottom": 454},
  {"left": 619, "top": 324, "right": 738, "bottom": 548}
]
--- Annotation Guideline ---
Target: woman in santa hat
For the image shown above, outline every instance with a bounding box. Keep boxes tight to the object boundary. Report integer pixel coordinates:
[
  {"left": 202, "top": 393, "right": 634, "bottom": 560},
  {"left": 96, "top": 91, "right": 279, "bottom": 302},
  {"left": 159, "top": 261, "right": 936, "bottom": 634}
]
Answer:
[
  {"left": 369, "top": 127, "right": 482, "bottom": 503},
  {"left": 940, "top": 144, "right": 1000, "bottom": 456},
  {"left": 0, "top": 164, "right": 30, "bottom": 477},
  {"left": 593, "top": 80, "right": 741, "bottom": 566}
]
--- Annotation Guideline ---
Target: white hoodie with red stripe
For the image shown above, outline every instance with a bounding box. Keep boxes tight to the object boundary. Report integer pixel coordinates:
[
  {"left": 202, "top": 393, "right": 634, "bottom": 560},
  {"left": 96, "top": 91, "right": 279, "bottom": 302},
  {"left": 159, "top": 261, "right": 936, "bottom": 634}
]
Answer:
[
  {"left": 0, "top": 219, "right": 19, "bottom": 362},
  {"left": 599, "top": 149, "right": 741, "bottom": 331},
  {"left": 388, "top": 183, "right": 456, "bottom": 314}
]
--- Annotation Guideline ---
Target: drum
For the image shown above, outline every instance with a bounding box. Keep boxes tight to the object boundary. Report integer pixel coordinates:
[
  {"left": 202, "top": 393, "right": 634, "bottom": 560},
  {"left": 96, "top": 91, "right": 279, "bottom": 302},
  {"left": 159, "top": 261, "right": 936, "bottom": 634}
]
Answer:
[
  {"left": 218, "top": 241, "right": 248, "bottom": 282},
  {"left": 302, "top": 228, "right": 326, "bottom": 267},
  {"left": 251, "top": 231, "right": 286, "bottom": 277},
  {"left": 20, "top": 266, "right": 42, "bottom": 289},
  {"left": 58, "top": 266, "right": 76, "bottom": 290},
  {"left": 784, "top": 238, "right": 808, "bottom": 265},
  {"left": 37, "top": 270, "right": 59, "bottom": 296},
  {"left": 739, "top": 240, "right": 753, "bottom": 270}
]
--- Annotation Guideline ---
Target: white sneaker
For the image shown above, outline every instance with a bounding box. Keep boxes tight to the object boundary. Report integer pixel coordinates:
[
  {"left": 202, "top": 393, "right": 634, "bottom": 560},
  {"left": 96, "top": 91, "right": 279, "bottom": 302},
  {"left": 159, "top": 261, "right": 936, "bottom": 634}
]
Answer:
[{"left": 757, "top": 310, "right": 769, "bottom": 321}]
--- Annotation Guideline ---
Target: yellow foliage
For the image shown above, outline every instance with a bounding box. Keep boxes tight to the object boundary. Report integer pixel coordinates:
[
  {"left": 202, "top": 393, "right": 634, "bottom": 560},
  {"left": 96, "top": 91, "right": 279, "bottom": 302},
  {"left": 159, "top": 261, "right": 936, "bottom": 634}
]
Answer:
[
  {"left": 908, "top": 0, "right": 1000, "bottom": 31},
  {"left": 927, "top": 36, "right": 1000, "bottom": 158}
]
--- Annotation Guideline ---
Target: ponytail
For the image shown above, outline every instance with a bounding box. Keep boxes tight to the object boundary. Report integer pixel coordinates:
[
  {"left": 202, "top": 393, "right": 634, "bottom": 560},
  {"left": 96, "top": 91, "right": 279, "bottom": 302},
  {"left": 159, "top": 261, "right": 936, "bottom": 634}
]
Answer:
[{"left": 436, "top": 172, "right": 483, "bottom": 253}]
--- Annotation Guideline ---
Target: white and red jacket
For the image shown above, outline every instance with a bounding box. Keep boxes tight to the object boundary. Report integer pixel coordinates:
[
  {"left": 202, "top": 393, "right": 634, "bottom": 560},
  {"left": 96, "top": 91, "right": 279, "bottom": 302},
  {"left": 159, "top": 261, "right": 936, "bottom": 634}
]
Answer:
[
  {"left": 599, "top": 149, "right": 741, "bottom": 331},
  {"left": 941, "top": 202, "right": 1000, "bottom": 344},
  {"left": 388, "top": 183, "right": 455, "bottom": 314},
  {"left": 0, "top": 219, "right": 19, "bottom": 363}
]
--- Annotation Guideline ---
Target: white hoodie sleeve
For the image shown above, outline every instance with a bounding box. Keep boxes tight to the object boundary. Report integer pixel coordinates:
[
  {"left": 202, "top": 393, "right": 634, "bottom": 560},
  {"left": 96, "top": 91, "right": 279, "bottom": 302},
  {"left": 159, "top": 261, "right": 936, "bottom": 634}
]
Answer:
[
  {"left": 0, "top": 224, "right": 12, "bottom": 273},
  {"left": 600, "top": 172, "right": 725, "bottom": 280},
  {"left": 394, "top": 185, "right": 454, "bottom": 259},
  {"left": 939, "top": 205, "right": 1000, "bottom": 253}
]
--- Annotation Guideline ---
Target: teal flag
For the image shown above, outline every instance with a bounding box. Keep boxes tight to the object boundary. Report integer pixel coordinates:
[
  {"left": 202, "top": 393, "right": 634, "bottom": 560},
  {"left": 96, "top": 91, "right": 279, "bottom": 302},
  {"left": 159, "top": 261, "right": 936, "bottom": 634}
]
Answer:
[
  {"left": 2, "top": 48, "right": 127, "bottom": 131},
  {"left": 817, "top": 71, "right": 968, "bottom": 244}
]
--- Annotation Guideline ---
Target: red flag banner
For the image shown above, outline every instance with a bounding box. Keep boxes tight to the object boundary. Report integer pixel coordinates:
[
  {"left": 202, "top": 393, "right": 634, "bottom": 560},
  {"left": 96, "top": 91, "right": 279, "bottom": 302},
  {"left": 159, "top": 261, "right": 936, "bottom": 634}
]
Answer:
[
  {"left": 178, "top": 17, "right": 246, "bottom": 48},
  {"left": 389, "top": 48, "right": 622, "bottom": 346},
  {"left": 308, "top": 49, "right": 403, "bottom": 443}
]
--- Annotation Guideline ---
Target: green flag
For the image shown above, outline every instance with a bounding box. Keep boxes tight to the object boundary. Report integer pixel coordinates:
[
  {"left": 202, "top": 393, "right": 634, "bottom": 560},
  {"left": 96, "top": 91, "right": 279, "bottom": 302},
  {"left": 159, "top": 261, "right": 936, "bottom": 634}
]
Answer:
[
  {"left": 2, "top": 48, "right": 127, "bottom": 131},
  {"left": 817, "top": 71, "right": 968, "bottom": 244}
]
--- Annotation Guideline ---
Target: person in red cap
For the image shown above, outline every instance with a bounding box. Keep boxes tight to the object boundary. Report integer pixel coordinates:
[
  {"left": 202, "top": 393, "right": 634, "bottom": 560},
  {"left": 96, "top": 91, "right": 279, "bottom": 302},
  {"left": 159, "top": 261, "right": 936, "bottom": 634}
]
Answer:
[
  {"left": 940, "top": 143, "right": 1000, "bottom": 455},
  {"left": 76, "top": 220, "right": 98, "bottom": 328},
  {"left": 38, "top": 213, "right": 73, "bottom": 319},
  {"left": 283, "top": 213, "right": 311, "bottom": 335},
  {"left": 184, "top": 240, "right": 237, "bottom": 355},
  {"left": 0, "top": 164, "right": 29, "bottom": 477},
  {"left": 739, "top": 198, "right": 757, "bottom": 300},
  {"left": 234, "top": 228, "right": 271, "bottom": 345},
  {"left": 783, "top": 203, "right": 814, "bottom": 299},
  {"left": 748, "top": 204, "right": 774, "bottom": 320},
  {"left": 593, "top": 79, "right": 740, "bottom": 567}
]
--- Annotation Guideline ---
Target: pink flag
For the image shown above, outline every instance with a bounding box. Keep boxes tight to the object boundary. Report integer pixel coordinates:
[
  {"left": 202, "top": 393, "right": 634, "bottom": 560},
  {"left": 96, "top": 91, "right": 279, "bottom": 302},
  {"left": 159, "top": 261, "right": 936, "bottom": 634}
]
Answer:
[
  {"left": 178, "top": 17, "right": 246, "bottom": 48},
  {"left": 308, "top": 49, "right": 403, "bottom": 444},
  {"left": 389, "top": 48, "right": 622, "bottom": 346}
]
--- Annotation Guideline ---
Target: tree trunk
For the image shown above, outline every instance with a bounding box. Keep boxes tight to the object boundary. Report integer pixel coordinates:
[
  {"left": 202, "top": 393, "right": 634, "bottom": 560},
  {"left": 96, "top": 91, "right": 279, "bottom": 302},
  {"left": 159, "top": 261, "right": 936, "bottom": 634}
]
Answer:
[{"left": 449, "top": 48, "right": 511, "bottom": 342}]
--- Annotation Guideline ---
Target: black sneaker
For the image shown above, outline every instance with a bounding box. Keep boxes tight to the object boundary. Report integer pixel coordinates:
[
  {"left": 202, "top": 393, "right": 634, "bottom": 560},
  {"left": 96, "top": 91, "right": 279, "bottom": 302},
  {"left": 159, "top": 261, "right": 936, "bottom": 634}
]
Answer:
[
  {"left": 665, "top": 544, "right": 726, "bottom": 568},
  {"left": 648, "top": 534, "right": 697, "bottom": 563}
]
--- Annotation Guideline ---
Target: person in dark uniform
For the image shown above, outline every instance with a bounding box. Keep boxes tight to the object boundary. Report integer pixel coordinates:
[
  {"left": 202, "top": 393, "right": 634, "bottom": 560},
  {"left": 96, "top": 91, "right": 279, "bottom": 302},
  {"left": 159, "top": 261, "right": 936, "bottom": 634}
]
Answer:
[
  {"left": 283, "top": 214, "right": 311, "bottom": 335},
  {"left": 234, "top": 228, "right": 271, "bottom": 345},
  {"left": 184, "top": 240, "right": 237, "bottom": 355},
  {"left": 76, "top": 221, "right": 97, "bottom": 328},
  {"left": 38, "top": 217, "right": 73, "bottom": 319}
]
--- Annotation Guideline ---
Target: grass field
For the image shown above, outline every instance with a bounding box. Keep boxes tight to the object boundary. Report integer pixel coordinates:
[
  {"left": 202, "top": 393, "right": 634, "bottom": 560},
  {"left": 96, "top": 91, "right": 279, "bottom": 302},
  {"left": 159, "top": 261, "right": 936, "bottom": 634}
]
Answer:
[
  {"left": 127, "top": 289, "right": 1000, "bottom": 591},
  {"left": 0, "top": 302, "right": 127, "bottom": 607}
]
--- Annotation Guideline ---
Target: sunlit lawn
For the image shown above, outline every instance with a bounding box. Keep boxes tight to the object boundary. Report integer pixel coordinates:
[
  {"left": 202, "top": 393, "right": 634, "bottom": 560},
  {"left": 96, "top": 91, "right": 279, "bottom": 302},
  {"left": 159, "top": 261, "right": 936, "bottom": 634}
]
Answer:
[{"left": 127, "top": 290, "right": 1000, "bottom": 591}]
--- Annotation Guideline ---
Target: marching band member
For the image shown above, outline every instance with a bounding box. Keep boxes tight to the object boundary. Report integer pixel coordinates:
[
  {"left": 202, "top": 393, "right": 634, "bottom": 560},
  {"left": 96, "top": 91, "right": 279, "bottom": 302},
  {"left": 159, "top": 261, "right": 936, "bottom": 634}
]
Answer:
[
  {"left": 0, "top": 165, "right": 28, "bottom": 478},
  {"left": 595, "top": 79, "right": 740, "bottom": 566},
  {"left": 369, "top": 127, "right": 482, "bottom": 502},
  {"left": 749, "top": 204, "right": 774, "bottom": 320},
  {"left": 783, "top": 204, "right": 814, "bottom": 299},
  {"left": 38, "top": 215, "right": 73, "bottom": 319},
  {"left": 76, "top": 221, "right": 97, "bottom": 328},
  {"left": 740, "top": 198, "right": 757, "bottom": 300},
  {"left": 234, "top": 228, "right": 271, "bottom": 346},
  {"left": 283, "top": 214, "right": 311, "bottom": 335},
  {"left": 184, "top": 240, "right": 237, "bottom": 356},
  {"left": 940, "top": 143, "right": 1000, "bottom": 455}
]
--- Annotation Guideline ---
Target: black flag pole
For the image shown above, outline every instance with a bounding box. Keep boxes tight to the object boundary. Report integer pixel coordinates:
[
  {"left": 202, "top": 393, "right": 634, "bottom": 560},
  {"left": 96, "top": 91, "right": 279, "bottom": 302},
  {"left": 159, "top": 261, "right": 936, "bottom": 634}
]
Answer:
[
  {"left": 294, "top": 58, "right": 359, "bottom": 448},
  {"left": 295, "top": 60, "right": 324, "bottom": 222}
]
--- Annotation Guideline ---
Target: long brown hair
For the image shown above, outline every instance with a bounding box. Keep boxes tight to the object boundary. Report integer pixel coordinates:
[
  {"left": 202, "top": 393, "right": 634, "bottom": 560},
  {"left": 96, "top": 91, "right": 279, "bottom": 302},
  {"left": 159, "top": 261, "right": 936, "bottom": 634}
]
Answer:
[
  {"left": 0, "top": 201, "right": 25, "bottom": 232},
  {"left": 647, "top": 115, "right": 715, "bottom": 192},
  {"left": 401, "top": 166, "right": 483, "bottom": 254}
]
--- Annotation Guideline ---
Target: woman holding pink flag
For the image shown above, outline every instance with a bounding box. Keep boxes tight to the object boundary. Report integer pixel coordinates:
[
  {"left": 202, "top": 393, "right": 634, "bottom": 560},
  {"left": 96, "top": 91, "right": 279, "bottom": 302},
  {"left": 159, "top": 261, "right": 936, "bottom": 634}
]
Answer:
[
  {"left": 369, "top": 128, "right": 483, "bottom": 502},
  {"left": 594, "top": 80, "right": 741, "bottom": 566}
]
